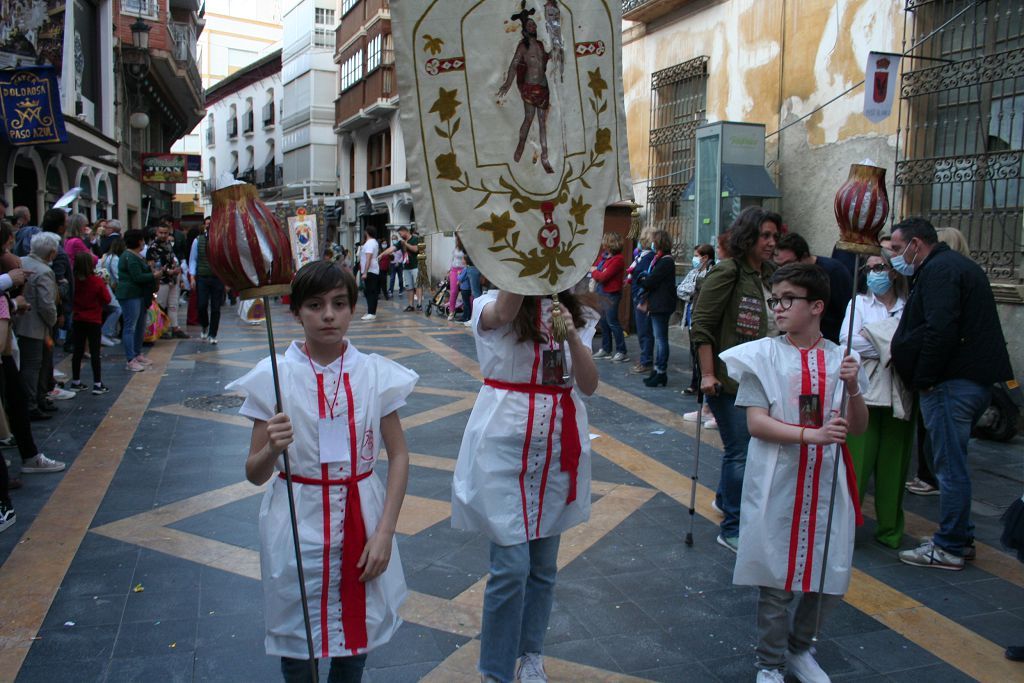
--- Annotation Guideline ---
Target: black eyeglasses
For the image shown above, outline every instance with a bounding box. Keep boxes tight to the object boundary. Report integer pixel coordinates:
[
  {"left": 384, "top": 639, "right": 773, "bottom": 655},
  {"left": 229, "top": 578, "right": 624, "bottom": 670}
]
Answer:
[
  {"left": 767, "top": 295, "right": 813, "bottom": 311},
  {"left": 860, "top": 263, "right": 889, "bottom": 273}
]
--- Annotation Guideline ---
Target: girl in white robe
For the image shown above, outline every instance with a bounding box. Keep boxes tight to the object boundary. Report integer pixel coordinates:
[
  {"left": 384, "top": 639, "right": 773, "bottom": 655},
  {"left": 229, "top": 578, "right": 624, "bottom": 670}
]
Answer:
[
  {"left": 229, "top": 261, "right": 417, "bottom": 681},
  {"left": 452, "top": 290, "right": 598, "bottom": 683}
]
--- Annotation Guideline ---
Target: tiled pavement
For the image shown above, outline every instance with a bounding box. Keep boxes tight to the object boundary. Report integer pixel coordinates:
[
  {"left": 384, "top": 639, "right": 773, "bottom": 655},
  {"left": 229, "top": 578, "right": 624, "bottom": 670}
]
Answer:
[{"left": 0, "top": 295, "right": 1021, "bottom": 682}]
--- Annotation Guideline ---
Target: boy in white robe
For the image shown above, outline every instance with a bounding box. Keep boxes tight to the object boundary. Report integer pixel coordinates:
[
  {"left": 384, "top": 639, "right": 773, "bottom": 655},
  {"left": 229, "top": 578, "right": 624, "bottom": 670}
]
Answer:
[
  {"left": 720, "top": 263, "right": 868, "bottom": 683},
  {"left": 229, "top": 261, "right": 417, "bottom": 681}
]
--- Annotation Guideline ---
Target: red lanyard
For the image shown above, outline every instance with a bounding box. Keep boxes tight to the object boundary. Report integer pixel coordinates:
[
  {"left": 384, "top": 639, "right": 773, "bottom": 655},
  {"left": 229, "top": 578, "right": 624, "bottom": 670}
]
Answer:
[{"left": 304, "top": 344, "right": 345, "bottom": 419}]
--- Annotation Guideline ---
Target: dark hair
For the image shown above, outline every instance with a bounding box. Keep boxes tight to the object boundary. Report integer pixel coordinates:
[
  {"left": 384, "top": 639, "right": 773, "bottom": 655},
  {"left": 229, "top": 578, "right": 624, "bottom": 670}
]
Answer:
[
  {"left": 41, "top": 208, "right": 67, "bottom": 233},
  {"left": 716, "top": 232, "right": 732, "bottom": 259},
  {"left": 108, "top": 236, "right": 126, "bottom": 256},
  {"left": 124, "top": 229, "right": 145, "bottom": 249},
  {"left": 289, "top": 261, "right": 358, "bottom": 314},
  {"left": 73, "top": 250, "right": 95, "bottom": 281},
  {"left": 775, "top": 232, "right": 810, "bottom": 260},
  {"left": 726, "top": 207, "right": 782, "bottom": 260},
  {"left": 0, "top": 221, "right": 12, "bottom": 249},
  {"left": 695, "top": 243, "right": 715, "bottom": 261},
  {"left": 771, "top": 262, "right": 830, "bottom": 305},
  {"left": 511, "top": 292, "right": 595, "bottom": 344},
  {"left": 652, "top": 229, "right": 672, "bottom": 255},
  {"left": 892, "top": 216, "right": 938, "bottom": 246}
]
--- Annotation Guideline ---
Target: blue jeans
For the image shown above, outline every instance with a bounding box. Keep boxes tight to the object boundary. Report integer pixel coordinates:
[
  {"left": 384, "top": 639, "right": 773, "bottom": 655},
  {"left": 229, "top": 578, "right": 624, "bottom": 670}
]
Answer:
[
  {"left": 650, "top": 312, "right": 670, "bottom": 373},
  {"left": 707, "top": 392, "right": 751, "bottom": 538},
  {"left": 633, "top": 303, "right": 653, "bottom": 366},
  {"left": 919, "top": 379, "right": 990, "bottom": 556},
  {"left": 118, "top": 297, "right": 147, "bottom": 361},
  {"left": 101, "top": 299, "right": 121, "bottom": 338},
  {"left": 598, "top": 292, "right": 625, "bottom": 354},
  {"left": 479, "top": 535, "right": 561, "bottom": 683},
  {"left": 465, "top": 265, "right": 482, "bottom": 298}
]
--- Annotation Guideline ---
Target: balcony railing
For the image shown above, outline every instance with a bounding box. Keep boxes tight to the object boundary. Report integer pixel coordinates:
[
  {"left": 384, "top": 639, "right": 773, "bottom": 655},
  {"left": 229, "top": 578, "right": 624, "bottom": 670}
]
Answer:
[
  {"left": 335, "top": 63, "right": 395, "bottom": 128},
  {"left": 121, "top": 0, "right": 159, "bottom": 19},
  {"left": 241, "top": 168, "right": 256, "bottom": 185},
  {"left": 169, "top": 22, "right": 197, "bottom": 63},
  {"left": 243, "top": 111, "right": 254, "bottom": 134},
  {"left": 622, "top": 0, "right": 693, "bottom": 23},
  {"left": 261, "top": 164, "right": 284, "bottom": 188},
  {"left": 227, "top": 119, "right": 238, "bottom": 138},
  {"left": 262, "top": 101, "right": 275, "bottom": 127}
]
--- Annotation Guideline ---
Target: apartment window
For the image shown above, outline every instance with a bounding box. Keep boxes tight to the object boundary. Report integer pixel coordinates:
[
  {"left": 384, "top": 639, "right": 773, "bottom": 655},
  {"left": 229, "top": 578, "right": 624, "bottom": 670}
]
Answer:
[
  {"left": 348, "top": 143, "right": 356, "bottom": 194},
  {"left": 315, "top": 8, "right": 335, "bottom": 26},
  {"left": 121, "top": 0, "right": 157, "bottom": 19},
  {"left": 367, "top": 34, "right": 383, "bottom": 72},
  {"left": 341, "top": 51, "right": 363, "bottom": 92},
  {"left": 341, "top": 0, "right": 358, "bottom": 16},
  {"left": 367, "top": 129, "right": 391, "bottom": 189}
]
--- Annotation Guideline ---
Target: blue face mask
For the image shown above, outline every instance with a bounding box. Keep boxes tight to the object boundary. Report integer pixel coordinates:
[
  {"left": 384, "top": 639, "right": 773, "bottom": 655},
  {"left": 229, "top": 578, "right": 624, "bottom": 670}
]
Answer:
[
  {"left": 692, "top": 256, "right": 702, "bottom": 269},
  {"left": 890, "top": 242, "right": 917, "bottom": 276},
  {"left": 866, "top": 270, "right": 892, "bottom": 296},
  {"left": 650, "top": 241, "right": 657, "bottom": 251}
]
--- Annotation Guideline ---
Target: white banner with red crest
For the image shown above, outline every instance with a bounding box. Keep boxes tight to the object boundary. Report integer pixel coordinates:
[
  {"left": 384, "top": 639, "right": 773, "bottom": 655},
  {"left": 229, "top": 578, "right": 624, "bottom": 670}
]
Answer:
[
  {"left": 863, "top": 52, "right": 901, "bottom": 123},
  {"left": 392, "top": 0, "right": 633, "bottom": 294}
]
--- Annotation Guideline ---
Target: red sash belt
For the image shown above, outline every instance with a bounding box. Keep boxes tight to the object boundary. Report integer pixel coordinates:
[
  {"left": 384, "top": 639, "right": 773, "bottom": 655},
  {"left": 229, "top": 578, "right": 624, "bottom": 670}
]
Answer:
[
  {"left": 484, "top": 378, "right": 582, "bottom": 504},
  {"left": 279, "top": 469, "right": 373, "bottom": 651}
]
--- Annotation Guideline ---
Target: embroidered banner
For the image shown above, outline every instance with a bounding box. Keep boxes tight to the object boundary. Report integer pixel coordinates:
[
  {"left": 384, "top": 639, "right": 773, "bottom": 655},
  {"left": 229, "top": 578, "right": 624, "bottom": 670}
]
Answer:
[
  {"left": 393, "top": 0, "right": 633, "bottom": 294},
  {"left": 0, "top": 65, "right": 67, "bottom": 146}
]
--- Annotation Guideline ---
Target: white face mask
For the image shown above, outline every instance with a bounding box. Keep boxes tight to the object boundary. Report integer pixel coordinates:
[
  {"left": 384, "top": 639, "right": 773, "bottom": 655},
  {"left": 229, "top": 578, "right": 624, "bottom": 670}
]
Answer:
[
  {"left": 890, "top": 241, "right": 917, "bottom": 276},
  {"left": 691, "top": 256, "right": 702, "bottom": 269}
]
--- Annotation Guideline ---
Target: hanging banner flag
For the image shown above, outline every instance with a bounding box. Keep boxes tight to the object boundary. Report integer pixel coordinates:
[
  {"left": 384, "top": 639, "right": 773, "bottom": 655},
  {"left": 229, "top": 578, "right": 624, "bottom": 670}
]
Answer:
[
  {"left": 863, "top": 52, "right": 901, "bottom": 123},
  {"left": 288, "top": 208, "right": 320, "bottom": 272},
  {"left": 0, "top": 65, "right": 67, "bottom": 145},
  {"left": 392, "top": 0, "right": 633, "bottom": 295}
]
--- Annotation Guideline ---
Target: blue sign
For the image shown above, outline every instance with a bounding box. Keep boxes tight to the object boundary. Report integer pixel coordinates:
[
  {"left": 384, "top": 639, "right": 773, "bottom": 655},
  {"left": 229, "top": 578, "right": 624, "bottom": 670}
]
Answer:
[{"left": 0, "top": 66, "right": 68, "bottom": 146}]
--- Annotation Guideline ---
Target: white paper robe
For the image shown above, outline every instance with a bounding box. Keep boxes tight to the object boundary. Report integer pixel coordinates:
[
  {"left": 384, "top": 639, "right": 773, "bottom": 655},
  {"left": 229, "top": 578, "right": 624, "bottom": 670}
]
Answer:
[
  {"left": 227, "top": 340, "right": 418, "bottom": 658},
  {"left": 452, "top": 292, "right": 598, "bottom": 546},
  {"left": 720, "top": 336, "right": 867, "bottom": 595}
]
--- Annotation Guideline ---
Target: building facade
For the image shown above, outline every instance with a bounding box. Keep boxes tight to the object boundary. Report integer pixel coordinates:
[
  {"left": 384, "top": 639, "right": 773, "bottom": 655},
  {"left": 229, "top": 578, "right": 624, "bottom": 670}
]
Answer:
[
  {"left": 203, "top": 50, "right": 284, "bottom": 199},
  {"left": 621, "top": 0, "right": 1024, "bottom": 368}
]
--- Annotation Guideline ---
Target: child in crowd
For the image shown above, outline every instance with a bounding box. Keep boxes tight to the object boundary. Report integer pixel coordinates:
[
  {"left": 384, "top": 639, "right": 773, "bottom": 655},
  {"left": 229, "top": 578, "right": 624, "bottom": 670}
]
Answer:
[
  {"left": 720, "top": 263, "right": 867, "bottom": 683},
  {"left": 69, "top": 251, "right": 110, "bottom": 395},
  {"left": 452, "top": 289, "right": 599, "bottom": 683},
  {"left": 228, "top": 261, "right": 417, "bottom": 682}
]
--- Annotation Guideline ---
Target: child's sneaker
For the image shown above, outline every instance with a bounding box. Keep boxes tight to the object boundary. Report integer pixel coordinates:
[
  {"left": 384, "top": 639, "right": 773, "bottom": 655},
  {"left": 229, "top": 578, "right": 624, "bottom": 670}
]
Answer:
[
  {"left": 21, "top": 453, "right": 66, "bottom": 473},
  {"left": 68, "top": 381, "right": 87, "bottom": 392},
  {"left": 899, "top": 539, "right": 964, "bottom": 570},
  {"left": 756, "top": 670, "right": 785, "bottom": 683},
  {"left": 0, "top": 499, "right": 15, "bottom": 533},
  {"left": 92, "top": 383, "right": 109, "bottom": 395},
  {"left": 515, "top": 653, "right": 547, "bottom": 683},
  {"left": 787, "top": 649, "right": 829, "bottom": 683}
]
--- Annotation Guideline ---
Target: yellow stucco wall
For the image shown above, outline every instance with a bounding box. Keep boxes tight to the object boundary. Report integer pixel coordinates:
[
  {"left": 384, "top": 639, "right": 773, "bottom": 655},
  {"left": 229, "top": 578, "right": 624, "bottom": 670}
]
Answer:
[{"left": 623, "top": 0, "right": 905, "bottom": 188}]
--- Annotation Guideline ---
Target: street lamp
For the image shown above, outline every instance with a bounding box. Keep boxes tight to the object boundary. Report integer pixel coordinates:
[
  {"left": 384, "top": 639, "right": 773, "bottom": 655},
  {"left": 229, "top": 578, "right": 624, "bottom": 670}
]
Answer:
[{"left": 130, "top": 18, "right": 151, "bottom": 50}]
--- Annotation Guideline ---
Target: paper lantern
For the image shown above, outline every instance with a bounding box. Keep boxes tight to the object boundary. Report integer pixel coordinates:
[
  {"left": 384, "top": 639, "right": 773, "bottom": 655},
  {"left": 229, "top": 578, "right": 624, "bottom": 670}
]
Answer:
[
  {"left": 834, "top": 163, "right": 888, "bottom": 254},
  {"left": 209, "top": 183, "right": 294, "bottom": 298}
]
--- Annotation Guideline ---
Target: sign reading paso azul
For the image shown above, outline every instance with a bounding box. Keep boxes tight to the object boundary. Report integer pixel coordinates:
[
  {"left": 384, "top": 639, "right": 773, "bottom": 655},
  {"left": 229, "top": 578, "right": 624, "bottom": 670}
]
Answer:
[{"left": 0, "top": 66, "right": 68, "bottom": 146}]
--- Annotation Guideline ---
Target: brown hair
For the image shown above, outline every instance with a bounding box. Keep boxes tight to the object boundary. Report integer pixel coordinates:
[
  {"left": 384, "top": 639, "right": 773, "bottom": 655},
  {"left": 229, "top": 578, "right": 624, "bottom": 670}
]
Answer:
[
  {"left": 511, "top": 292, "right": 596, "bottom": 345},
  {"left": 73, "top": 250, "right": 95, "bottom": 281},
  {"left": 651, "top": 229, "right": 672, "bottom": 254},
  {"left": 601, "top": 232, "right": 623, "bottom": 255},
  {"left": 726, "top": 206, "right": 782, "bottom": 259},
  {"left": 290, "top": 260, "right": 358, "bottom": 313},
  {"left": 695, "top": 243, "right": 715, "bottom": 260}
]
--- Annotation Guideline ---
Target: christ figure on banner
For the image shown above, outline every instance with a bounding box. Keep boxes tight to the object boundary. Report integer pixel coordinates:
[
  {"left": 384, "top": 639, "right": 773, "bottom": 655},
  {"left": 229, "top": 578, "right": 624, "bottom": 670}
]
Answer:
[{"left": 497, "top": 10, "right": 555, "bottom": 174}]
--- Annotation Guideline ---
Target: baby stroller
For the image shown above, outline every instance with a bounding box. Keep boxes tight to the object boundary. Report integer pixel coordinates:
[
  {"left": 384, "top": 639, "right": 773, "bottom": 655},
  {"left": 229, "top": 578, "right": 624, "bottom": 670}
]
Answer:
[{"left": 423, "top": 277, "right": 451, "bottom": 318}]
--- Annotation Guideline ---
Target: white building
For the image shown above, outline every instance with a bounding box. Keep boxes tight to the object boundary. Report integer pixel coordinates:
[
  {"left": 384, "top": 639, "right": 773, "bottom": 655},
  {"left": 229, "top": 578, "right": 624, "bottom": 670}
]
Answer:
[
  {"left": 203, "top": 50, "right": 284, "bottom": 199},
  {"left": 280, "top": 0, "right": 339, "bottom": 200},
  {"left": 172, "top": 0, "right": 283, "bottom": 215}
]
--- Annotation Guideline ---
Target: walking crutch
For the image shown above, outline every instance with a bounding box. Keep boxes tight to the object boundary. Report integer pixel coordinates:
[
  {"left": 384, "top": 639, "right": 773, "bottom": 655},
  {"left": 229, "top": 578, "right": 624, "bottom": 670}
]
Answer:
[{"left": 684, "top": 386, "right": 706, "bottom": 546}]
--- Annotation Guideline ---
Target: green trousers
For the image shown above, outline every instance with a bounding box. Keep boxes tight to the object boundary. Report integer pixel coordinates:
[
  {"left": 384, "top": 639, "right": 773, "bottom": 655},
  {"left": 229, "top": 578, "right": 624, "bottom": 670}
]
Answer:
[{"left": 847, "top": 405, "right": 915, "bottom": 548}]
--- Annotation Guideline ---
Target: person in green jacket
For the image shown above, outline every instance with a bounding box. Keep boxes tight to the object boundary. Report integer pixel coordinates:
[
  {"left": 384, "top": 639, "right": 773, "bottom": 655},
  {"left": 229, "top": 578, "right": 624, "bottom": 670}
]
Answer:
[
  {"left": 690, "top": 207, "right": 780, "bottom": 552},
  {"left": 116, "top": 229, "right": 163, "bottom": 372}
]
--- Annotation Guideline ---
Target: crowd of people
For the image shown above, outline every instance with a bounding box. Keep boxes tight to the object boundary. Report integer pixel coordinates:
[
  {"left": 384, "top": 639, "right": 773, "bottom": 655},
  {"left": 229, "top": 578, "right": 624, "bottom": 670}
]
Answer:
[{"left": 0, "top": 203, "right": 225, "bottom": 534}]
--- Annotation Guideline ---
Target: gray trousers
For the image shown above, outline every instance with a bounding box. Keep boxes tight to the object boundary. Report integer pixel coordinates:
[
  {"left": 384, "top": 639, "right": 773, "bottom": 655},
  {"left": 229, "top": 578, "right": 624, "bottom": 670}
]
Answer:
[
  {"left": 756, "top": 586, "right": 841, "bottom": 670},
  {"left": 17, "top": 337, "right": 45, "bottom": 409}
]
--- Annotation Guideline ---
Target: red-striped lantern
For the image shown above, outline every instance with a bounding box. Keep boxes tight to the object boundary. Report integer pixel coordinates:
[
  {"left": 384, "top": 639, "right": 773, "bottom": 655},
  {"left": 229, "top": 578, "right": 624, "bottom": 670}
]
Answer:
[
  {"left": 208, "top": 183, "right": 294, "bottom": 297},
  {"left": 834, "top": 164, "right": 888, "bottom": 254}
]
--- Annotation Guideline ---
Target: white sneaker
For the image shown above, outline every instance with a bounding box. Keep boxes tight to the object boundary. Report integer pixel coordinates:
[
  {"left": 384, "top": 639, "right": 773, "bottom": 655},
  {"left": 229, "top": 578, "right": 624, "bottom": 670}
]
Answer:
[
  {"left": 127, "top": 360, "right": 146, "bottom": 372},
  {"left": 100, "top": 335, "right": 118, "bottom": 347},
  {"left": 710, "top": 499, "right": 724, "bottom": 516},
  {"left": 0, "top": 500, "right": 15, "bottom": 533},
  {"left": 48, "top": 387, "right": 76, "bottom": 401},
  {"left": 209, "top": 337, "right": 218, "bottom": 345},
  {"left": 787, "top": 649, "right": 830, "bottom": 683},
  {"left": 53, "top": 369, "right": 67, "bottom": 380},
  {"left": 592, "top": 349, "right": 610, "bottom": 359},
  {"left": 756, "top": 669, "right": 785, "bottom": 683},
  {"left": 361, "top": 314, "right": 377, "bottom": 321},
  {"left": 200, "top": 328, "right": 208, "bottom": 341},
  {"left": 515, "top": 652, "right": 547, "bottom": 683},
  {"left": 610, "top": 352, "right": 629, "bottom": 363},
  {"left": 21, "top": 453, "right": 66, "bottom": 473},
  {"left": 703, "top": 418, "right": 718, "bottom": 430},
  {"left": 463, "top": 320, "right": 473, "bottom": 327},
  {"left": 683, "top": 410, "right": 701, "bottom": 422}
]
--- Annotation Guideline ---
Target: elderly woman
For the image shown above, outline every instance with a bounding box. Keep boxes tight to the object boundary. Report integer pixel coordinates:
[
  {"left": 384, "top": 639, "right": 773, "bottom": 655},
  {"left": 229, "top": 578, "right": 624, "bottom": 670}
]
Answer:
[
  {"left": 64, "top": 213, "right": 96, "bottom": 265},
  {"left": 626, "top": 227, "right": 655, "bottom": 374},
  {"left": 590, "top": 232, "right": 628, "bottom": 362},
  {"left": 840, "top": 252, "right": 912, "bottom": 548},
  {"left": 690, "top": 206, "right": 781, "bottom": 551},
  {"left": 12, "top": 232, "right": 60, "bottom": 419}
]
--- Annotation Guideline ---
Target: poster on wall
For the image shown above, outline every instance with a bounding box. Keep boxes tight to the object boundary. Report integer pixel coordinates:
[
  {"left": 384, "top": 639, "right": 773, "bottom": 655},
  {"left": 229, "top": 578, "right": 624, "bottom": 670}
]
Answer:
[
  {"left": 0, "top": 65, "right": 67, "bottom": 145},
  {"left": 288, "top": 208, "right": 319, "bottom": 272},
  {"left": 392, "top": 0, "right": 634, "bottom": 295},
  {"left": 863, "top": 52, "right": 901, "bottom": 123}
]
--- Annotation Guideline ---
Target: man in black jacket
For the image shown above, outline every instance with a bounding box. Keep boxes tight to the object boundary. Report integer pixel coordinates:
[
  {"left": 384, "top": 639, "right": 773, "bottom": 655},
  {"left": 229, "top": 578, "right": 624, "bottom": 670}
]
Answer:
[{"left": 890, "top": 217, "right": 1013, "bottom": 571}]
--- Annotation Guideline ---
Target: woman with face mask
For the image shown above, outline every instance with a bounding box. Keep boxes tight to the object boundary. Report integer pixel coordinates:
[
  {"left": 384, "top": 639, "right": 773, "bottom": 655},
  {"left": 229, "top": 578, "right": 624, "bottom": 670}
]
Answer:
[{"left": 839, "top": 254, "right": 914, "bottom": 548}]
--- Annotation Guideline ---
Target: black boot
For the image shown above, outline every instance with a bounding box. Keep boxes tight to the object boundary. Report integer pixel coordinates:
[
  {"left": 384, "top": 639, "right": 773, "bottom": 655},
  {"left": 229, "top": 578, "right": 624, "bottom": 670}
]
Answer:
[{"left": 644, "top": 371, "right": 667, "bottom": 387}]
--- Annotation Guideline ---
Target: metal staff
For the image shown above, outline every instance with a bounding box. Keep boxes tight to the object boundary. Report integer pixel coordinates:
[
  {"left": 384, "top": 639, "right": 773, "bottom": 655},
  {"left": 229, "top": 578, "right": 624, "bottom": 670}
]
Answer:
[
  {"left": 685, "top": 386, "right": 707, "bottom": 547},
  {"left": 250, "top": 289, "right": 319, "bottom": 682},
  {"left": 812, "top": 253, "right": 862, "bottom": 640}
]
